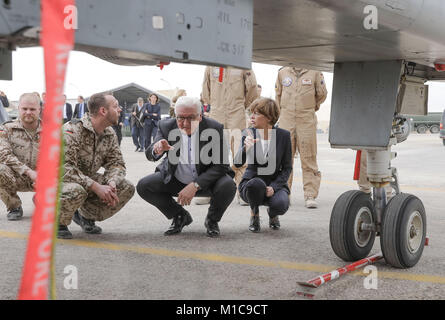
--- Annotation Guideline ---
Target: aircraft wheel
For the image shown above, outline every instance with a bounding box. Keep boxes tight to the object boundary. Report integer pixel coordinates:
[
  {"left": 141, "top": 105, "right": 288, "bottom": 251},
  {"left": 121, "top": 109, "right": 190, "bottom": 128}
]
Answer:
[
  {"left": 330, "top": 190, "right": 376, "bottom": 261},
  {"left": 380, "top": 194, "right": 426, "bottom": 268}
]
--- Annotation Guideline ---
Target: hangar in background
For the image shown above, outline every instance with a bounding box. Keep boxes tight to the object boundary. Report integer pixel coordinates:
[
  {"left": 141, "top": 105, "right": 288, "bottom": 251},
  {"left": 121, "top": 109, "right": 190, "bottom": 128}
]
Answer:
[{"left": 94, "top": 83, "right": 171, "bottom": 115}]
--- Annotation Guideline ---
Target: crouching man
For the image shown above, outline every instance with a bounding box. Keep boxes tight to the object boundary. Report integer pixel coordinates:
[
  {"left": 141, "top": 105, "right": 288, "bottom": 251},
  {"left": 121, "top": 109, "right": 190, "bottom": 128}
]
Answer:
[
  {"left": 58, "top": 93, "right": 135, "bottom": 239},
  {"left": 0, "top": 93, "right": 41, "bottom": 220},
  {"left": 136, "top": 96, "right": 236, "bottom": 237}
]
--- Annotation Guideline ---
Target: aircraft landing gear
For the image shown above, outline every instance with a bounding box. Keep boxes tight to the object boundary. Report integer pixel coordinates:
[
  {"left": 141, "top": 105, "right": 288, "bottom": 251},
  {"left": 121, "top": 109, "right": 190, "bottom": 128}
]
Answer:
[{"left": 329, "top": 142, "right": 427, "bottom": 268}]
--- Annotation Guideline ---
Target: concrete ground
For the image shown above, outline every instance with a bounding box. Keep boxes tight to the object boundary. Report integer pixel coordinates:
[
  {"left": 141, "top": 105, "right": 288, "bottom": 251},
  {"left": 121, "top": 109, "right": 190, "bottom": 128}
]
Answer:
[{"left": 0, "top": 133, "right": 444, "bottom": 300}]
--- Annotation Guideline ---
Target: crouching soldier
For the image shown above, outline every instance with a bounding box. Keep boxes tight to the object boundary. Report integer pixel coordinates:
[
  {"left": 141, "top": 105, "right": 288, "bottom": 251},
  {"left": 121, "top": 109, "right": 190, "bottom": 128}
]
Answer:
[
  {"left": 0, "top": 93, "right": 41, "bottom": 220},
  {"left": 58, "top": 92, "right": 135, "bottom": 239}
]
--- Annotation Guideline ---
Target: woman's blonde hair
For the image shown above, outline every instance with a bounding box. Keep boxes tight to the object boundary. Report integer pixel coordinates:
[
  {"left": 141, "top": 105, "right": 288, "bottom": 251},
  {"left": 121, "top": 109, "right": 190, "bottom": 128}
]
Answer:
[{"left": 249, "top": 97, "right": 280, "bottom": 125}]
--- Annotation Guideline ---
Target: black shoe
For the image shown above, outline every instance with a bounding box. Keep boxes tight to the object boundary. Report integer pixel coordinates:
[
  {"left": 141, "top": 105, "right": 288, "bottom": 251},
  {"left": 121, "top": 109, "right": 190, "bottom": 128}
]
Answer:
[
  {"left": 249, "top": 214, "right": 260, "bottom": 233},
  {"left": 72, "top": 210, "right": 102, "bottom": 234},
  {"left": 204, "top": 218, "right": 220, "bottom": 237},
  {"left": 138, "top": 148, "right": 145, "bottom": 152},
  {"left": 269, "top": 216, "right": 280, "bottom": 230},
  {"left": 135, "top": 146, "right": 140, "bottom": 152},
  {"left": 7, "top": 207, "right": 23, "bottom": 221},
  {"left": 164, "top": 211, "right": 193, "bottom": 235},
  {"left": 57, "top": 224, "right": 73, "bottom": 239}
]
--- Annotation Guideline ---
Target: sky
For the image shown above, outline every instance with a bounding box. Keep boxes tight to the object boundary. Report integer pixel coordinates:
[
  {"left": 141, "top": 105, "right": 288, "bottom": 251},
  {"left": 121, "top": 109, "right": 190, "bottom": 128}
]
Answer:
[{"left": 0, "top": 47, "right": 444, "bottom": 121}]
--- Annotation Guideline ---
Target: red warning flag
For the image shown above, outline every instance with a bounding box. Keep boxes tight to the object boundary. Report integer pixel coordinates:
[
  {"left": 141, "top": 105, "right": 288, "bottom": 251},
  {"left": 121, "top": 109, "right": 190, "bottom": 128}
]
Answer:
[
  {"left": 353, "top": 150, "right": 362, "bottom": 181},
  {"left": 218, "top": 67, "right": 224, "bottom": 82},
  {"left": 18, "top": 0, "right": 74, "bottom": 300}
]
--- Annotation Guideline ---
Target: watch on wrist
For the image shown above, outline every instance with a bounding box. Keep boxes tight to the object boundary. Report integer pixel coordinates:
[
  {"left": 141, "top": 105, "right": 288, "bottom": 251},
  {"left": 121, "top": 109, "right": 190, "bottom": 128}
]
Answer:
[{"left": 193, "top": 182, "right": 200, "bottom": 190}]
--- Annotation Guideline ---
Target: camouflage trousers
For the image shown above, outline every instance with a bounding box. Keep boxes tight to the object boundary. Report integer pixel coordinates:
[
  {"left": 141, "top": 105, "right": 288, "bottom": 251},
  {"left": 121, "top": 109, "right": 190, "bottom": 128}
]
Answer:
[
  {"left": 59, "top": 173, "right": 135, "bottom": 226},
  {"left": 0, "top": 164, "right": 34, "bottom": 211}
]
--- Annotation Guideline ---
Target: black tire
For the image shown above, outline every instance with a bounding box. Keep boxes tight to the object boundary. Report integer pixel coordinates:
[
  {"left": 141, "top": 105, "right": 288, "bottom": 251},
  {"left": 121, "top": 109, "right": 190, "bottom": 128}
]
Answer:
[
  {"left": 330, "top": 190, "right": 376, "bottom": 262},
  {"left": 430, "top": 125, "right": 440, "bottom": 134},
  {"left": 443, "top": 139, "right": 445, "bottom": 146},
  {"left": 416, "top": 125, "right": 427, "bottom": 134},
  {"left": 380, "top": 194, "right": 426, "bottom": 268}
]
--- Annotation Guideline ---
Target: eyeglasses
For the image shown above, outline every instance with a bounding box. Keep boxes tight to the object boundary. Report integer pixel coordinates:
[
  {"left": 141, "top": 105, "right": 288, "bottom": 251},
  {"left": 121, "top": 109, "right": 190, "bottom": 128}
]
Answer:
[{"left": 176, "top": 114, "right": 199, "bottom": 122}]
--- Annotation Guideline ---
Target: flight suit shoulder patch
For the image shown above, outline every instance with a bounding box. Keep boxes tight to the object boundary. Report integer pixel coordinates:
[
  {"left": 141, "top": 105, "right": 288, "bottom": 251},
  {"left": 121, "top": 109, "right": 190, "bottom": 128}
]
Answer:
[{"left": 282, "top": 77, "right": 293, "bottom": 87}]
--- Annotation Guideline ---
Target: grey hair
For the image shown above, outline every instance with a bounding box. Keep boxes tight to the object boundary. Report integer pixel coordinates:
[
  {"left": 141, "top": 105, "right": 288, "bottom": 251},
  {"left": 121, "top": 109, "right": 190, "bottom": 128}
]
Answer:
[
  {"left": 174, "top": 96, "right": 202, "bottom": 115},
  {"left": 137, "top": 97, "right": 144, "bottom": 103}
]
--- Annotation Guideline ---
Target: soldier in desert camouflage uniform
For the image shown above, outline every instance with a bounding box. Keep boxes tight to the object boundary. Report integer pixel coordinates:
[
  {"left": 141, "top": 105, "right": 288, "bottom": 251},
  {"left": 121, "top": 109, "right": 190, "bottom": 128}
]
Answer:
[
  {"left": 0, "top": 93, "right": 41, "bottom": 221},
  {"left": 58, "top": 92, "right": 135, "bottom": 239}
]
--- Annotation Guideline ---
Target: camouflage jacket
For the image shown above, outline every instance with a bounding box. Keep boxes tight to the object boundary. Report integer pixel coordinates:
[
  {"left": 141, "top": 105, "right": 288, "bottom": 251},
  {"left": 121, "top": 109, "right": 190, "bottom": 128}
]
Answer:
[
  {"left": 63, "top": 115, "right": 126, "bottom": 190},
  {"left": 0, "top": 119, "right": 41, "bottom": 176}
]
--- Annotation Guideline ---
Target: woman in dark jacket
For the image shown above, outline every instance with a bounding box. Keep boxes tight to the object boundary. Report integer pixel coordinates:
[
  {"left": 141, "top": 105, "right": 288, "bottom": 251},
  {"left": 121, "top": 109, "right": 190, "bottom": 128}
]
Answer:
[
  {"left": 143, "top": 93, "right": 161, "bottom": 148},
  {"left": 234, "top": 98, "right": 293, "bottom": 232}
]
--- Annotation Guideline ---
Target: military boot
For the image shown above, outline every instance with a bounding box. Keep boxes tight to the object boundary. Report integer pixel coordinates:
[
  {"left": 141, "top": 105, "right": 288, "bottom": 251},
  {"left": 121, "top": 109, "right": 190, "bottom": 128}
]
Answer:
[
  {"left": 72, "top": 210, "right": 102, "bottom": 234},
  {"left": 7, "top": 207, "right": 23, "bottom": 221},
  {"left": 57, "top": 225, "right": 73, "bottom": 239}
]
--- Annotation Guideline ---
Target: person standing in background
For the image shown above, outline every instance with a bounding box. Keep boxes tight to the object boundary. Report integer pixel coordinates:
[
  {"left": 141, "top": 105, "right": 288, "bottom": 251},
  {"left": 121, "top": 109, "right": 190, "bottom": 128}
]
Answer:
[
  {"left": 131, "top": 97, "right": 145, "bottom": 152},
  {"left": 73, "top": 95, "right": 89, "bottom": 119},
  {"left": 170, "top": 89, "right": 186, "bottom": 118},
  {"left": 275, "top": 66, "right": 327, "bottom": 208},
  {"left": 143, "top": 93, "right": 161, "bottom": 149},
  {"left": 112, "top": 105, "right": 125, "bottom": 146},
  {"left": 62, "top": 94, "right": 73, "bottom": 124}
]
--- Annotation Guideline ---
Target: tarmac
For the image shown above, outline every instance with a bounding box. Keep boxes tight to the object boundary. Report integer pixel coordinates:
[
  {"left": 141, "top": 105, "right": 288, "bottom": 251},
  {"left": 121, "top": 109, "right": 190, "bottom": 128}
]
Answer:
[{"left": 0, "top": 132, "right": 444, "bottom": 300}]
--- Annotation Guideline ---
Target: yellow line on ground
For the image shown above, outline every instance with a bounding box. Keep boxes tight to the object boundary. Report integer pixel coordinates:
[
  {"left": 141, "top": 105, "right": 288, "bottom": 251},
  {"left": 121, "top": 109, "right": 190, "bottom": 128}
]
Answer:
[
  {"left": 2, "top": 230, "right": 445, "bottom": 285},
  {"left": 322, "top": 180, "right": 445, "bottom": 193}
]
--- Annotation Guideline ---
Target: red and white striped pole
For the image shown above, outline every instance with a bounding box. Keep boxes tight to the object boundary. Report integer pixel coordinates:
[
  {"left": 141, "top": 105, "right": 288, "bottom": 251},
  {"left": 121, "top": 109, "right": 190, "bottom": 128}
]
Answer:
[{"left": 296, "top": 253, "right": 383, "bottom": 298}]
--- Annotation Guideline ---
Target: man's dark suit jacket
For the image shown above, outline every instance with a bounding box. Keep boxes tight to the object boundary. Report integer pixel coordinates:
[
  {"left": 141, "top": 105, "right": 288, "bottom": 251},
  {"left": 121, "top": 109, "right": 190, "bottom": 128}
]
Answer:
[
  {"left": 234, "top": 127, "right": 292, "bottom": 193},
  {"left": 64, "top": 103, "right": 73, "bottom": 121},
  {"left": 73, "top": 102, "right": 89, "bottom": 119},
  {"left": 146, "top": 117, "right": 234, "bottom": 190},
  {"left": 142, "top": 103, "right": 161, "bottom": 125},
  {"left": 131, "top": 104, "right": 145, "bottom": 128}
]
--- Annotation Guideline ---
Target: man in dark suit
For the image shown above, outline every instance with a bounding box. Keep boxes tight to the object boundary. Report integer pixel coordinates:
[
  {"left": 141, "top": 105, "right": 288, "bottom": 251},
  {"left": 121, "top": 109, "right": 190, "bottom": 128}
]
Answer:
[
  {"left": 136, "top": 96, "right": 236, "bottom": 237},
  {"left": 73, "top": 95, "right": 89, "bottom": 119},
  {"left": 112, "top": 106, "right": 125, "bottom": 145},
  {"left": 131, "top": 97, "right": 145, "bottom": 152},
  {"left": 62, "top": 94, "right": 73, "bottom": 123}
]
